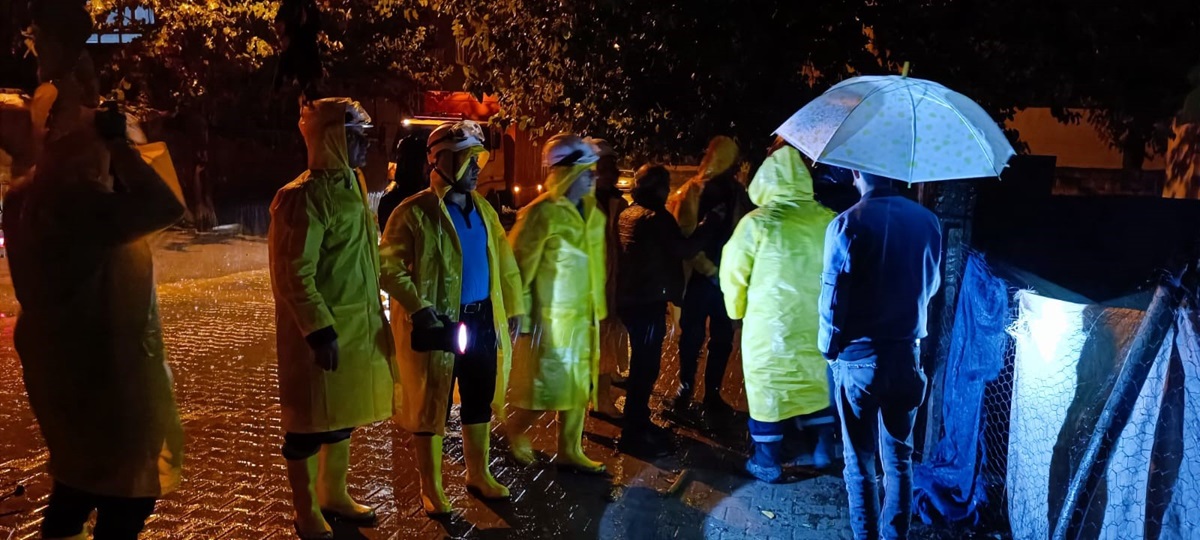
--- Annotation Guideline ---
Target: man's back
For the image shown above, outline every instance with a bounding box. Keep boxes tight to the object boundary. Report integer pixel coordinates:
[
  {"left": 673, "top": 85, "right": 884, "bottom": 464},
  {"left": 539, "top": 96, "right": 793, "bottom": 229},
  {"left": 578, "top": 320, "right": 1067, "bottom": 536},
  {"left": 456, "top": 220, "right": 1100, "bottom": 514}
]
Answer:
[{"left": 820, "top": 191, "right": 942, "bottom": 352}]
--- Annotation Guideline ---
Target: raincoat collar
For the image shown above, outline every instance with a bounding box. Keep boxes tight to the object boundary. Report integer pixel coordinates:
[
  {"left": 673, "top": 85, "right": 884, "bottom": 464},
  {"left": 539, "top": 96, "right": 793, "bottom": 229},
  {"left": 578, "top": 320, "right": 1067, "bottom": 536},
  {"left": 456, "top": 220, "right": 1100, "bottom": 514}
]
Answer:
[{"left": 749, "top": 145, "right": 815, "bottom": 207}]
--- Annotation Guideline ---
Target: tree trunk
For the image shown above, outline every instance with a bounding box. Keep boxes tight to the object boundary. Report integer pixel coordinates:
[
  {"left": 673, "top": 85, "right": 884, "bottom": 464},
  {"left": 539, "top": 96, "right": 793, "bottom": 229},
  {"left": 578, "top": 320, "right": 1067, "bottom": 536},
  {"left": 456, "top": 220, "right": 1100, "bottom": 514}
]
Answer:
[{"left": 1122, "top": 134, "right": 1147, "bottom": 172}]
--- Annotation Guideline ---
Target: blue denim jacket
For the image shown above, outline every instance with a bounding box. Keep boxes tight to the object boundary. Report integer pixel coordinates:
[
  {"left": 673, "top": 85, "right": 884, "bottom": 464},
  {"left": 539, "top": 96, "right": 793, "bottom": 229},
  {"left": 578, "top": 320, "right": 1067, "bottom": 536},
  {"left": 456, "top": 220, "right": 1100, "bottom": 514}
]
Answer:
[{"left": 818, "top": 191, "right": 942, "bottom": 359}]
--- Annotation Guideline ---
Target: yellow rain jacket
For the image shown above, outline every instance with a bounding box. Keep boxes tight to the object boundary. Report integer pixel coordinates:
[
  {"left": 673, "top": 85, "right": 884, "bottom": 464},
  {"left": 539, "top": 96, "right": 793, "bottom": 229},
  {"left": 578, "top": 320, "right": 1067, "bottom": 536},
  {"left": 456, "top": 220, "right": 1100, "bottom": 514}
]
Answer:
[
  {"left": 719, "top": 146, "right": 835, "bottom": 423},
  {"left": 508, "top": 164, "right": 608, "bottom": 411},
  {"left": 269, "top": 99, "right": 395, "bottom": 434},
  {"left": 380, "top": 177, "right": 523, "bottom": 436},
  {"left": 6, "top": 129, "right": 185, "bottom": 498},
  {"left": 668, "top": 135, "right": 740, "bottom": 278}
]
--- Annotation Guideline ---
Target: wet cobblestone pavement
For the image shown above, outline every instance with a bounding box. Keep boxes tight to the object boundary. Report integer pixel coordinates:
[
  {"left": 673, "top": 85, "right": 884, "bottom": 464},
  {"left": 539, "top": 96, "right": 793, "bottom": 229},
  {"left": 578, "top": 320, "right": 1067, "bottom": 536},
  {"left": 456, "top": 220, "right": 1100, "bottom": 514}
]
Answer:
[{"left": 0, "top": 238, "right": 987, "bottom": 539}]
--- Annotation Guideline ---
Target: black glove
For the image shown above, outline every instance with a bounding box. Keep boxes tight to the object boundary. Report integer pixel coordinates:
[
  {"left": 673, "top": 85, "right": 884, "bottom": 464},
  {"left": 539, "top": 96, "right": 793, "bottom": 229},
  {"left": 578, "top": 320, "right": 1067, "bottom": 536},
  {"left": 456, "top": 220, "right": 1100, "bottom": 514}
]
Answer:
[
  {"left": 95, "top": 101, "right": 127, "bottom": 142},
  {"left": 306, "top": 326, "right": 339, "bottom": 371},
  {"left": 411, "top": 314, "right": 466, "bottom": 353}
]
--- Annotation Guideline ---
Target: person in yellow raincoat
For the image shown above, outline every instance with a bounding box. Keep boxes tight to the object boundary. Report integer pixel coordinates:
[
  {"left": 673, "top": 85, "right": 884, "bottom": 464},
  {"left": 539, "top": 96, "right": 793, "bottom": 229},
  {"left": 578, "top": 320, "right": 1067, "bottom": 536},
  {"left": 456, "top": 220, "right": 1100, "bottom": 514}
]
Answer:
[
  {"left": 380, "top": 120, "right": 523, "bottom": 515},
  {"left": 269, "top": 98, "right": 394, "bottom": 539},
  {"left": 5, "top": 102, "right": 185, "bottom": 539},
  {"left": 666, "top": 135, "right": 744, "bottom": 413},
  {"left": 719, "top": 144, "right": 837, "bottom": 483},
  {"left": 506, "top": 134, "right": 608, "bottom": 473}
]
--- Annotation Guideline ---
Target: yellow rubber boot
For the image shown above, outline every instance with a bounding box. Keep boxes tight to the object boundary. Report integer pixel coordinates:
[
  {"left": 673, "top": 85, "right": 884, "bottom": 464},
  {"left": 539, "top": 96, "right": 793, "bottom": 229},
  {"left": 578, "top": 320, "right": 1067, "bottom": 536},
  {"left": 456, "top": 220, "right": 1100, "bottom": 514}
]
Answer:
[
  {"left": 412, "top": 434, "right": 452, "bottom": 515},
  {"left": 317, "top": 439, "right": 377, "bottom": 525},
  {"left": 286, "top": 455, "right": 333, "bottom": 539},
  {"left": 506, "top": 407, "right": 538, "bottom": 466},
  {"left": 462, "top": 422, "right": 511, "bottom": 499},
  {"left": 555, "top": 407, "right": 605, "bottom": 474}
]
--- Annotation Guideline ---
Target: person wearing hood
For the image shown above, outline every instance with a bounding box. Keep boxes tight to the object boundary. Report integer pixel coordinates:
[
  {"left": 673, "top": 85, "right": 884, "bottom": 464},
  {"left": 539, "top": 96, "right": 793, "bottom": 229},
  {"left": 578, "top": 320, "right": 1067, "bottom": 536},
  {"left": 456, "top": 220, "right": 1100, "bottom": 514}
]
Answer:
[
  {"left": 269, "top": 98, "right": 395, "bottom": 540},
  {"left": 5, "top": 101, "right": 185, "bottom": 540},
  {"left": 616, "top": 164, "right": 726, "bottom": 456},
  {"left": 667, "top": 135, "right": 744, "bottom": 413},
  {"left": 587, "top": 138, "right": 629, "bottom": 419},
  {"left": 506, "top": 134, "right": 608, "bottom": 473},
  {"left": 380, "top": 120, "right": 523, "bottom": 515},
  {"left": 719, "top": 145, "right": 837, "bottom": 484}
]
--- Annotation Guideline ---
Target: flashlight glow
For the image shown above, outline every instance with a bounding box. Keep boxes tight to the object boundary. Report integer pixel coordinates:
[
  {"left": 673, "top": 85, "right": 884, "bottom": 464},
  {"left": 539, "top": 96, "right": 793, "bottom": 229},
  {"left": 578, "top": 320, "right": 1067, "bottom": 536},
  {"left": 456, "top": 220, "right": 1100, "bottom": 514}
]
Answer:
[
  {"left": 537, "top": 184, "right": 544, "bottom": 192},
  {"left": 456, "top": 323, "right": 469, "bottom": 355},
  {"left": 513, "top": 185, "right": 521, "bottom": 193}
]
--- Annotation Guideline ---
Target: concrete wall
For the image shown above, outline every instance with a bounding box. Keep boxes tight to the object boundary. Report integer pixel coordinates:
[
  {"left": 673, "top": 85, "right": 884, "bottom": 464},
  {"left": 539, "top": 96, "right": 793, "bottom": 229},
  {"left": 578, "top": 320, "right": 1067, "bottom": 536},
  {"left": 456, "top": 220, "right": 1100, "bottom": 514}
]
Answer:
[{"left": 1007, "top": 108, "right": 1166, "bottom": 171}]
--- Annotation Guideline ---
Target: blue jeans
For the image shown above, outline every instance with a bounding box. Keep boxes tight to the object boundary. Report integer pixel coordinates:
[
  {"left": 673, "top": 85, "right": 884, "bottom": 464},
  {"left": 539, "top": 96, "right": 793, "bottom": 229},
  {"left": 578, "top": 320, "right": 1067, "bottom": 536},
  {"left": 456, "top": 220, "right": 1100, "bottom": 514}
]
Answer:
[{"left": 833, "top": 341, "right": 927, "bottom": 540}]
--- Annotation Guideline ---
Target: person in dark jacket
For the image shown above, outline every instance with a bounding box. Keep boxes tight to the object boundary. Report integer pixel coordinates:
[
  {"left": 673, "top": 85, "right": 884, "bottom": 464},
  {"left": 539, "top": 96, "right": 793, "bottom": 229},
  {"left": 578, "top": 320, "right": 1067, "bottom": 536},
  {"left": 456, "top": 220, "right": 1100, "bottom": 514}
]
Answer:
[
  {"left": 820, "top": 170, "right": 942, "bottom": 540},
  {"left": 617, "top": 165, "right": 723, "bottom": 455}
]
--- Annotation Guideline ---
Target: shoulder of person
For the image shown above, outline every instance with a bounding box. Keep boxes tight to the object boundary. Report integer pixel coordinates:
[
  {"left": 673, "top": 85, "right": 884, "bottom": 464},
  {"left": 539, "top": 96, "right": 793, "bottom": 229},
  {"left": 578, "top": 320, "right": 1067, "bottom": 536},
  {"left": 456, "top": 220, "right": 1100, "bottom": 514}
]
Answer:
[{"left": 270, "top": 171, "right": 319, "bottom": 208}]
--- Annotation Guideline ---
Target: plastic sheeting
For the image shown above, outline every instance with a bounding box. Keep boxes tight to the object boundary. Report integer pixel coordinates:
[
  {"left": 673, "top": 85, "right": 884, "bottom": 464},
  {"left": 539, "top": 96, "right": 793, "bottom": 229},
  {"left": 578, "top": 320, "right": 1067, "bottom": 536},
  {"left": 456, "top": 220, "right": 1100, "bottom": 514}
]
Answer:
[
  {"left": 1159, "top": 309, "right": 1200, "bottom": 540},
  {"left": 1007, "top": 292, "right": 1200, "bottom": 540},
  {"left": 913, "top": 255, "right": 1010, "bottom": 524}
]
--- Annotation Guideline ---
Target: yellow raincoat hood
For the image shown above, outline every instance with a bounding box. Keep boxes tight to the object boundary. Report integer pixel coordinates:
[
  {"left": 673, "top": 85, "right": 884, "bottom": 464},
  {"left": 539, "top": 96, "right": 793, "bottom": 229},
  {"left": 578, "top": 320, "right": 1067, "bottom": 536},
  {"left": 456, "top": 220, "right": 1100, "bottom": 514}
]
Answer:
[
  {"left": 749, "top": 145, "right": 816, "bottom": 207},
  {"left": 698, "top": 136, "right": 739, "bottom": 181},
  {"left": 300, "top": 97, "right": 370, "bottom": 170},
  {"left": 719, "top": 144, "right": 834, "bottom": 423}
]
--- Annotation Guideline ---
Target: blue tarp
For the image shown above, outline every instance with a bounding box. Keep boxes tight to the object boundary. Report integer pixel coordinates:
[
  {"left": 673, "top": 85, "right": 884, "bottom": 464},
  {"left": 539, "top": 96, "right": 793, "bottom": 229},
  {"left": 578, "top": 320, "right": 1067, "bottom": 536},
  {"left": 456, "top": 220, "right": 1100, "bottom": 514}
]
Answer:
[{"left": 913, "top": 255, "right": 1010, "bottom": 525}]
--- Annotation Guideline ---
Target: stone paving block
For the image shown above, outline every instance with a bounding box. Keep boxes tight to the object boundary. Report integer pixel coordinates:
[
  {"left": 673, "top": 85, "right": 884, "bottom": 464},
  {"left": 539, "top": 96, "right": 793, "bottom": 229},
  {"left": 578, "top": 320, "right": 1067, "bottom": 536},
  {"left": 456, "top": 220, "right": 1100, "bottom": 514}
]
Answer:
[{"left": 0, "top": 265, "right": 997, "bottom": 539}]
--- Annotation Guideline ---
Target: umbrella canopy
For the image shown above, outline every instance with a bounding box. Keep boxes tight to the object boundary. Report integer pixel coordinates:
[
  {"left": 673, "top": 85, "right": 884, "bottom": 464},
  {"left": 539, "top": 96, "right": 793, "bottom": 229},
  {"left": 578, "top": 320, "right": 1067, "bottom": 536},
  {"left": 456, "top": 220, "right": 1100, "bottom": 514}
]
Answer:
[{"left": 776, "top": 75, "right": 1016, "bottom": 183}]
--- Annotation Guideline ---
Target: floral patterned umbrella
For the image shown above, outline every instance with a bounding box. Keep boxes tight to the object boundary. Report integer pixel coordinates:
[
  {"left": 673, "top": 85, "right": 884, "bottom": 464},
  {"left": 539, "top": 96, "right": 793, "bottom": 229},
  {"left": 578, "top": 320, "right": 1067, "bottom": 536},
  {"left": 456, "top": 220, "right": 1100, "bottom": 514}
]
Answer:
[{"left": 775, "top": 75, "right": 1016, "bottom": 183}]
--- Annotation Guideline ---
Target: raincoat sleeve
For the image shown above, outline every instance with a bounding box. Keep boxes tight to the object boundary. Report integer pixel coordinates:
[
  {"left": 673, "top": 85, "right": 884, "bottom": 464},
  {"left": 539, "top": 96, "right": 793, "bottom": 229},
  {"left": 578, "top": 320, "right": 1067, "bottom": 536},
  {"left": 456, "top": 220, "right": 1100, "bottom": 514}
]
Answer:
[
  {"left": 818, "top": 216, "right": 853, "bottom": 360},
  {"left": 719, "top": 214, "right": 759, "bottom": 320},
  {"left": 487, "top": 209, "right": 524, "bottom": 318},
  {"left": 508, "top": 204, "right": 551, "bottom": 331},
  {"left": 270, "top": 183, "right": 337, "bottom": 337},
  {"left": 379, "top": 206, "right": 432, "bottom": 315},
  {"left": 86, "top": 142, "right": 185, "bottom": 245}
]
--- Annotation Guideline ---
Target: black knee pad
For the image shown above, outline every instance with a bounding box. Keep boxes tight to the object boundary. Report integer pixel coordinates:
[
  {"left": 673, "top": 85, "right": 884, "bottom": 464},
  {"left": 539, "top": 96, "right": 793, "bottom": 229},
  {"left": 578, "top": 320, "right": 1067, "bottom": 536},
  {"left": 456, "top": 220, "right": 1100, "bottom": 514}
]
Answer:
[{"left": 281, "top": 434, "right": 323, "bottom": 460}]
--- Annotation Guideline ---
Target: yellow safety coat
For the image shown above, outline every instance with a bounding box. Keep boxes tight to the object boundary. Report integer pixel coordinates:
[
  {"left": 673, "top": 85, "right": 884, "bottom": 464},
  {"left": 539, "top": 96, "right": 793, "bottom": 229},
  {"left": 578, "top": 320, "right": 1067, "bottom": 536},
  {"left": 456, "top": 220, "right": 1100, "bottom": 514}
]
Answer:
[
  {"left": 508, "top": 164, "right": 608, "bottom": 411},
  {"left": 719, "top": 146, "right": 834, "bottom": 423},
  {"left": 380, "top": 178, "right": 523, "bottom": 436},
  {"left": 6, "top": 130, "right": 186, "bottom": 498},
  {"left": 269, "top": 100, "right": 395, "bottom": 434}
]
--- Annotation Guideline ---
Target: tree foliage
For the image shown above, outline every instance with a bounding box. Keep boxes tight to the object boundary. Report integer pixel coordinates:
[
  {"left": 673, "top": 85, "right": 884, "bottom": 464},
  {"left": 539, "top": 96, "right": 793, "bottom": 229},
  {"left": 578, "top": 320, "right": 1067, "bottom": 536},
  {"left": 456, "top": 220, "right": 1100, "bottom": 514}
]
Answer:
[
  {"left": 90, "top": 0, "right": 447, "bottom": 130},
  {"left": 859, "top": 0, "right": 1200, "bottom": 170}
]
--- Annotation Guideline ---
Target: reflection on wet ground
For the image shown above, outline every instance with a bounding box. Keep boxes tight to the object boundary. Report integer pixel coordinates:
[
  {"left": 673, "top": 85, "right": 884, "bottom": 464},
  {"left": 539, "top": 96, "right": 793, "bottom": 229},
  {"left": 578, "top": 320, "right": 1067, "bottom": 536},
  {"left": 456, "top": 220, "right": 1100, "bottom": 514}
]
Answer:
[{"left": 0, "top": 242, "right": 980, "bottom": 539}]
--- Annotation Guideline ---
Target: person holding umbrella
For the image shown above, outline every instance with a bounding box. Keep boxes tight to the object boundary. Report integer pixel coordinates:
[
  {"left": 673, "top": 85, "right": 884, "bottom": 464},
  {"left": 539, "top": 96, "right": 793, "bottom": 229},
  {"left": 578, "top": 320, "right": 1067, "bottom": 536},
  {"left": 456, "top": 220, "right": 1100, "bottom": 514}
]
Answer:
[{"left": 778, "top": 73, "right": 1013, "bottom": 539}]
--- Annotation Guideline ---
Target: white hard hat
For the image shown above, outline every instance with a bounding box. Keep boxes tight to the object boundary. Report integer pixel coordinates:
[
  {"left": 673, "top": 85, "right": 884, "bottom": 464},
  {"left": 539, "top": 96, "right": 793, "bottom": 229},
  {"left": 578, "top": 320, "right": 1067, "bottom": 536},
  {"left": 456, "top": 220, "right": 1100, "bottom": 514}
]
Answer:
[
  {"left": 427, "top": 120, "right": 485, "bottom": 162},
  {"left": 543, "top": 133, "right": 599, "bottom": 168}
]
